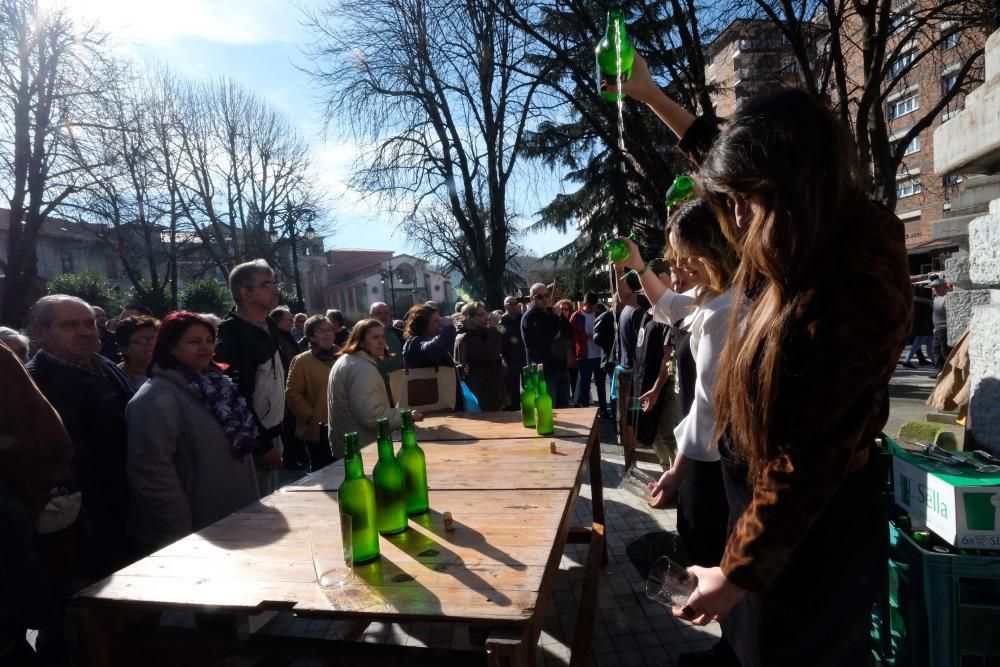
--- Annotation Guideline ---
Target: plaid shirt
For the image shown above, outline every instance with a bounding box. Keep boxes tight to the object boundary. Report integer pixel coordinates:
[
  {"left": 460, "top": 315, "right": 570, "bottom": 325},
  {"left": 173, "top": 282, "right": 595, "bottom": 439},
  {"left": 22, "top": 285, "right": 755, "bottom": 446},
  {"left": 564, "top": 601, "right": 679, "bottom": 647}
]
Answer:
[{"left": 32, "top": 348, "right": 101, "bottom": 374}]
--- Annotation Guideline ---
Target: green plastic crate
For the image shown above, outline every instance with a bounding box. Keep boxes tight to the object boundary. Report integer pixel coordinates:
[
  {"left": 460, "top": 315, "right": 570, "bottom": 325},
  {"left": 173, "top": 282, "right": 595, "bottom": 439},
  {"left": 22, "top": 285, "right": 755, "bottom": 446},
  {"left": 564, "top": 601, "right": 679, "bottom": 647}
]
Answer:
[{"left": 873, "top": 514, "right": 1000, "bottom": 666}]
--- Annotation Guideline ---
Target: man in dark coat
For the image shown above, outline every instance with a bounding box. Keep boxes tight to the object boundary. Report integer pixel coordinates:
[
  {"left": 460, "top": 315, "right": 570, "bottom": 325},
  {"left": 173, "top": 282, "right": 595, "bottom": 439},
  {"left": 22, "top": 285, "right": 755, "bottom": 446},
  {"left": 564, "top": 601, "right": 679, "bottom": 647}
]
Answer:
[
  {"left": 27, "top": 295, "right": 137, "bottom": 578},
  {"left": 216, "top": 260, "right": 286, "bottom": 496},
  {"left": 521, "top": 283, "right": 571, "bottom": 408},
  {"left": 499, "top": 296, "right": 526, "bottom": 410}
]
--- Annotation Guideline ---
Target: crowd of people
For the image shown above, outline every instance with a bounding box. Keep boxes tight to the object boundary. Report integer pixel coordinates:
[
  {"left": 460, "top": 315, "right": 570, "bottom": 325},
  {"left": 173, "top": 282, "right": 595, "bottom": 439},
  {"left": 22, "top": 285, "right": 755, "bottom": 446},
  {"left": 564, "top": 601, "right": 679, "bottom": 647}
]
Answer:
[{"left": 3, "top": 47, "right": 919, "bottom": 667}]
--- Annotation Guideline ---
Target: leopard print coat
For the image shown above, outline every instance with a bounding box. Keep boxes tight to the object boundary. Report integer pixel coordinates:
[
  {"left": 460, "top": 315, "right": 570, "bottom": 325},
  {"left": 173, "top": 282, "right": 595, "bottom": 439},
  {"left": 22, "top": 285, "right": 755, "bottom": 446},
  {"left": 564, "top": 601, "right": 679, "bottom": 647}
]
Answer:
[{"left": 677, "top": 117, "right": 912, "bottom": 592}]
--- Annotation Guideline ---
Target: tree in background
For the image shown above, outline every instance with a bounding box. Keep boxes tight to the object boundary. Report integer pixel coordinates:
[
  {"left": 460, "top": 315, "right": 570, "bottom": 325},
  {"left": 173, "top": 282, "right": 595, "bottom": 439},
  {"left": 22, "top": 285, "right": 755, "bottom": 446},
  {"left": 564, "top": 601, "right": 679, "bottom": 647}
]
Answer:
[
  {"left": 47, "top": 270, "right": 120, "bottom": 314},
  {"left": 0, "top": 0, "right": 116, "bottom": 326},
  {"left": 178, "top": 277, "right": 232, "bottom": 316},
  {"left": 502, "top": 0, "right": 717, "bottom": 273},
  {"left": 303, "top": 0, "right": 544, "bottom": 307},
  {"left": 714, "top": 0, "right": 992, "bottom": 209}
]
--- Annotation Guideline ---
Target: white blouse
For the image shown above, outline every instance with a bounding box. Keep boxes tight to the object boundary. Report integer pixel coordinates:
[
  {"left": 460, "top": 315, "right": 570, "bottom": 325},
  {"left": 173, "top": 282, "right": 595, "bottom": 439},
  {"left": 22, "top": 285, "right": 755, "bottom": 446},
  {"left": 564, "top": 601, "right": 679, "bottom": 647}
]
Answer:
[{"left": 652, "top": 287, "right": 735, "bottom": 462}]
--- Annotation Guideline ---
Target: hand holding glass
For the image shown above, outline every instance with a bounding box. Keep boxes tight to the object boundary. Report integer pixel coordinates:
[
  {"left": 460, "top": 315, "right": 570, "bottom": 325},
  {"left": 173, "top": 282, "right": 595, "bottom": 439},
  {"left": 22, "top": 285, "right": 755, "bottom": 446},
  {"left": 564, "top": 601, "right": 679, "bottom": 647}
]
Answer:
[{"left": 646, "top": 556, "right": 696, "bottom": 608}]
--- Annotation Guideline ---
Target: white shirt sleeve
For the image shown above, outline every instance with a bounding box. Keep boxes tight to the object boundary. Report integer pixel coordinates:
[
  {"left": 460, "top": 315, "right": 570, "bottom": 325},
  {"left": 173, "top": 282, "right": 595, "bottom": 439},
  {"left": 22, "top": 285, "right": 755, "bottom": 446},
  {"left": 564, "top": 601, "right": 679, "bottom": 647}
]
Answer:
[
  {"left": 672, "top": 292, "right": 733, "bottom": 462},
  {"left": 651, "top": 288, "right": 697, "bottom": 325}
]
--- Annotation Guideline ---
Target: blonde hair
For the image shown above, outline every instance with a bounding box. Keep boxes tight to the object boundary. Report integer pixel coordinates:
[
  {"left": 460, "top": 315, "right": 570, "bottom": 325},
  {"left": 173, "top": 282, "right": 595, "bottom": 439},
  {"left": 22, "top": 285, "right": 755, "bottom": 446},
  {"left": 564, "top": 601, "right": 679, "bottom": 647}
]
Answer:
[{"left": 664, "top": 200, "right": 738, "bottom": 307}]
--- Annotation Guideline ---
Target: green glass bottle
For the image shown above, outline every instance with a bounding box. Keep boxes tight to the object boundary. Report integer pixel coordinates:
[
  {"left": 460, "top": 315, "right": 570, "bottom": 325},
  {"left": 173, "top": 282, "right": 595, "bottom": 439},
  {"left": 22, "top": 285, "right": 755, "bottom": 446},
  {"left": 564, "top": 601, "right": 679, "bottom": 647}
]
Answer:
[
  {"left": 372, "top": 418, "right": 408, "bottom": 535},
  {"left": 665, "top": 174, "right": 695, "bottom": 208},
  {"left": 604, "top": 231, "right": 638, "bottom": 264},
  {"left": 337, "top": 432, "right": 380, "bottom": 563},
  {"left": 521, "top": 366, "right": 537, "bottom": 428},
  {"left": 396, "top": 410, "right": 429, "bottom": 515},
  {"left": 534, "top": 363, "right": 554, "bottom": 436},
  {"left": 595, "top": 8, "right": 635, "bottom": 102}
]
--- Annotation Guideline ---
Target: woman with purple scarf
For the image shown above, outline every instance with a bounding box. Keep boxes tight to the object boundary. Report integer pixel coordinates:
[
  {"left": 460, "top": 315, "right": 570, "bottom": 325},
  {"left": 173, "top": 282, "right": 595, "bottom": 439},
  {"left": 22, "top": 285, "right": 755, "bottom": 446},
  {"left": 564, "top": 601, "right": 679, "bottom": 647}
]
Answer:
[{"left": 125, "top": 311, "right": 260, "bottom": 550}]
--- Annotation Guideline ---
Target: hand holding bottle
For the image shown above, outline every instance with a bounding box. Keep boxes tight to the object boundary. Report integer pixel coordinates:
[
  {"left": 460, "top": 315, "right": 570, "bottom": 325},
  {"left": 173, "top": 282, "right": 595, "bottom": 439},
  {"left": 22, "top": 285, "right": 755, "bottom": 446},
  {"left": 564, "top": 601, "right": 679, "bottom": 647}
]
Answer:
[
  {"left": 604, "top": 52, "right": 658, "bottom": 105},
  {"left": 609, "top": 236, "right": 645, "bottom": 271}
]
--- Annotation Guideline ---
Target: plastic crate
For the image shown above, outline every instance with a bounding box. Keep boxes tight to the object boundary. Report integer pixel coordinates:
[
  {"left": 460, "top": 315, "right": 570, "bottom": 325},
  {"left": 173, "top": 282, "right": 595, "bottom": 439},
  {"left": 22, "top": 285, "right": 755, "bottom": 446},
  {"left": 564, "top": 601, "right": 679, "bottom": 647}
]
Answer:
[{"left": 872, "top": 514, "right": 1000, "bottom": 666}]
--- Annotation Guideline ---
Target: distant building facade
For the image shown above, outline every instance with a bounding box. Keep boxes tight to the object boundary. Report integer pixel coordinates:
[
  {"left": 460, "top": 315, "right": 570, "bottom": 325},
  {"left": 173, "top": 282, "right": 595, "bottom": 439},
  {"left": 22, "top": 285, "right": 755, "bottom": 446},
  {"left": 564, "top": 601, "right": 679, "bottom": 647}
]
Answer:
[{"left": 703, "top": 11, "right": 994, "bottom": 274}]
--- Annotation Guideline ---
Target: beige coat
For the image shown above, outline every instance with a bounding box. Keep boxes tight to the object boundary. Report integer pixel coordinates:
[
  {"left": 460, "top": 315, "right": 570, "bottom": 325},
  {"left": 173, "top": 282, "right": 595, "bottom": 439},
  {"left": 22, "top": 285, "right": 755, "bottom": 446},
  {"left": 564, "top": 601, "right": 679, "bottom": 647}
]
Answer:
[
  {"left": 285, "top": 350, "right": 334, "bottom": 443},
  {"left": 328, "top": 350, "right": 402, "bottom": 457}
]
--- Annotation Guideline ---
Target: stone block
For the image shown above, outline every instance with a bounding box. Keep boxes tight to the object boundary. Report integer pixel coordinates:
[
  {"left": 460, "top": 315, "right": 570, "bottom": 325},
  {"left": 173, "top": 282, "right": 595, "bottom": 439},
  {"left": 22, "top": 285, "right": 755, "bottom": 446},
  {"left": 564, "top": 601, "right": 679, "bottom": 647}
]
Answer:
[
  {"left": 931, "top": 214, "right": 972, "bottom": 242},
  {"left": 969, "top": 301, "right": 1000, "bottom": 453},
  {"left": 987, "top": 29, "right": 1000, "bottom": 81},
  {"left": 969, "top": 204, "right": 1000, "bottom": 287},
  {"left": 945, "top": 289, "right": 992, "bottom": 345},
  {"left": 945, "top": 253, "right": 971, "bottom": 289},
  {"left": 934, "top": 49, "right": 1000, "bottom": 176}
]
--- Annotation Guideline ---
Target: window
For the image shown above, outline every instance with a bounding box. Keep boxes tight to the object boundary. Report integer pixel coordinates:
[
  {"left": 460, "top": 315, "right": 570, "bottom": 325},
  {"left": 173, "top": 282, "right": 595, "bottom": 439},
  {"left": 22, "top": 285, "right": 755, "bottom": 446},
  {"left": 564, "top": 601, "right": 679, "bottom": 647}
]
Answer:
[
  {"left": 893, "top": 136, "right": 920, "bottom": 156},
  {"left": 889, "top": 49, "right": 916, "bottom": 78},
  {"left": 942, "top": 72, "right": 959, "bottom": 96},
  {"left": 888, "top": 94, "right": 919, "bottom": 120},
  {"left": 60, "top": 253, "right": 74, "bottom": 273},
  {"left": 942, "top": 31, "right": 959, "bottom": 50},
  {"left": 889, "top": 6, "right": 915, "bottom": 36},
  {"left": 896, "top": 177, "right": 922, "bottom": 199},
  {"left": 943, "top": 174, "right": 964, "bottom": 187}
]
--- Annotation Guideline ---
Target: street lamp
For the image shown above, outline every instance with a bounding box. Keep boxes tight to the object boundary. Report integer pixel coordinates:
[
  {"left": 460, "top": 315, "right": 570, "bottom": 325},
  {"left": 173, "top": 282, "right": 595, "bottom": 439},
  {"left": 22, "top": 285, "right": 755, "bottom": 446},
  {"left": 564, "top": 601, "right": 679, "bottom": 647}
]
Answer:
[
  {"left": 268, "top": 206, "right": 316, "bottom": 313},
  {"left": 378, "top": 259, "right": 404, "bottom": 319}
]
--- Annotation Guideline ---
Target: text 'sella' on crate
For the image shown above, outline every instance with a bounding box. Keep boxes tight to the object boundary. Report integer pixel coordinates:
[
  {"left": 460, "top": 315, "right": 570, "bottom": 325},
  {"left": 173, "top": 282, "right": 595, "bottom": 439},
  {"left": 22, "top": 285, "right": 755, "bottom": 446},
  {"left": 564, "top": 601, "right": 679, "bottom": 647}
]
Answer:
[{"left": 892, "top": 442, "right": 1000, "bottom": 550}]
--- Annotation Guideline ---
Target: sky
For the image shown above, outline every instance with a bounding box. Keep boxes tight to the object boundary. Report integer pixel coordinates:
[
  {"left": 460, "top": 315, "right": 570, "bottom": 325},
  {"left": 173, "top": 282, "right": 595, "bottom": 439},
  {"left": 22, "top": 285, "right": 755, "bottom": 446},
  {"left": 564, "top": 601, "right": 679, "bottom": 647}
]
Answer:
[{"left": 59, "top": 0, "right": 577, "bottom": 260}]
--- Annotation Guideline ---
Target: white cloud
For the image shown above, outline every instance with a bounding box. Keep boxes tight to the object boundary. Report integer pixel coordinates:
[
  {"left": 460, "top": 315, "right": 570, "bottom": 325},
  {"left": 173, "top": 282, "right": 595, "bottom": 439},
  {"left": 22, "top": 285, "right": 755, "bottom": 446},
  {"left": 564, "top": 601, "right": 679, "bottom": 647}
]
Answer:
[{"left": 56, "top": 0, "right": 313, "bottom": 46}]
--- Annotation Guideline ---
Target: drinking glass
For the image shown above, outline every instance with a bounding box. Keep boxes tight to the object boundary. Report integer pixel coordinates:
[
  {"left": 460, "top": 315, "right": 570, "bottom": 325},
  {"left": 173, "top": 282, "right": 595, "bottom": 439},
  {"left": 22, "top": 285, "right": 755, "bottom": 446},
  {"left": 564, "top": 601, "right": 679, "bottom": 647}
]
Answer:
[
  {"left": 618, "top": 464, "right": 657, "bottom": 502},
  {"left": 645, "top": 555, "right": 696, "bottom": 608},
  {"left": 307, "top": 513, "right": 353, "bottom": 588}
]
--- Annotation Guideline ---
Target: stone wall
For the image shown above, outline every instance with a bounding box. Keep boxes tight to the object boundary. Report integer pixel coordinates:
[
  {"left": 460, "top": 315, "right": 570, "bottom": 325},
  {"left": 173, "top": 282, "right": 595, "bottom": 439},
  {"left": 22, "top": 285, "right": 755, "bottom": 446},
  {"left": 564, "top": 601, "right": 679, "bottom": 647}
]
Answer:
[{"left": 933, "top": 28, "right": 1000, "bottom": 453}]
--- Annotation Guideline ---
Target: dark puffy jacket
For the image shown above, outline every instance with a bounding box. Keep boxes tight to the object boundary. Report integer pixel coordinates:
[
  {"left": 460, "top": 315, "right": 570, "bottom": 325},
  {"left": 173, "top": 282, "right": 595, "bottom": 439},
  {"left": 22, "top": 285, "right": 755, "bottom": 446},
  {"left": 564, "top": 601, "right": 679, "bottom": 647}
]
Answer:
[
  {"left": 454, "top": 322, "right": 506, "bottom": 411},
  {"left": 214, "top": 310, "right": 284, "bottom": 451},
  {"left": 402, "top": 325, "right": 457, "bottom": 369}
]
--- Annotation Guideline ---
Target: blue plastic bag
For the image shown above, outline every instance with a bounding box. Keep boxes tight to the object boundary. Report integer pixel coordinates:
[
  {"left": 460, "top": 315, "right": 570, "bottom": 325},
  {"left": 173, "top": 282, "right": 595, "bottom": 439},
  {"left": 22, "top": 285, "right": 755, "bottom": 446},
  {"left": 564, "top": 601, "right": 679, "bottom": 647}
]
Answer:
[{"left": 460, "top": 380, "right": 481, "bottom": 413}]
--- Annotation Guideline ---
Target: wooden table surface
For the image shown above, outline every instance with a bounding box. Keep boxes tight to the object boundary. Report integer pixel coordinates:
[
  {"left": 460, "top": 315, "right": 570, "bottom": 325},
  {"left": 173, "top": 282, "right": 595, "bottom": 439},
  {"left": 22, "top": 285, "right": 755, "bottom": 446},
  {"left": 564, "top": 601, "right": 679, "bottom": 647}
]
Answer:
[{"left": 74, "top": 409, "right": 601, "bottom": 632}]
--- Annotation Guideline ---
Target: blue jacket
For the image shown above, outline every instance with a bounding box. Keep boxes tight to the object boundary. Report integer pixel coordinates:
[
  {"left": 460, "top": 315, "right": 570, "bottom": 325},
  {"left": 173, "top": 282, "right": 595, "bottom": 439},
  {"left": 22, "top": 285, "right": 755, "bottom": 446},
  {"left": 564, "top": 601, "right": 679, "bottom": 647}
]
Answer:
[{"left": 402, "top": 325, "right": 457, "bottom": 369}]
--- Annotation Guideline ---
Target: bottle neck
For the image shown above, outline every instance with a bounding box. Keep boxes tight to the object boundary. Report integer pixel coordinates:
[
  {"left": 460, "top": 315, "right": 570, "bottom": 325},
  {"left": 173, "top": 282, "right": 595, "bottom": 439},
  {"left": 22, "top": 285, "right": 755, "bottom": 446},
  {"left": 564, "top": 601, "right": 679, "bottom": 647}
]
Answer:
[
  {"left": 377, "top": 439, "right": 395, "bottom": 460},
  {"left": 401, "top": 430, "right": 418, "bottom": 448},
  {"left": 345, "top": 454, "right": 365, "bottom": 479}
]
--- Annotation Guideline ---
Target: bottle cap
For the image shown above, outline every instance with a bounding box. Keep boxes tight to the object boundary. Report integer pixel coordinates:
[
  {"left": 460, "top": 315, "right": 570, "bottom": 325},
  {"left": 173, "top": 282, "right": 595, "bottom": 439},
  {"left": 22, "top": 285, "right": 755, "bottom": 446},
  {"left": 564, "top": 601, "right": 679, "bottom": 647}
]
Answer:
[{"left": 443, "top": 512, "right": 455, "bottom": 531}]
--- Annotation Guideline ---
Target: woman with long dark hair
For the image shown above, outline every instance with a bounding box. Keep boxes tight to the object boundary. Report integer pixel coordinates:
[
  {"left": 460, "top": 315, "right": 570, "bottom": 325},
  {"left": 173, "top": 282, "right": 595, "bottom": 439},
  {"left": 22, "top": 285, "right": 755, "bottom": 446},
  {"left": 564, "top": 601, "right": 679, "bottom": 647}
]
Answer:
[
  {"left": 614, "top": 57, "right": 912, "bottom": 666},
  {"left": 126, "top": 312, "right": 259, "bottom": 550}
]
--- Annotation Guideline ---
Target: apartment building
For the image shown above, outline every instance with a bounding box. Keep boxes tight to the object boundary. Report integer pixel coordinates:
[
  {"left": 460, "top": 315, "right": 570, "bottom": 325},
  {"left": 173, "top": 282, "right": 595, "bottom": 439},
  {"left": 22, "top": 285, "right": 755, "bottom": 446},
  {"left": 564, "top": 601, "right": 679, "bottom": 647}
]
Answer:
[{"left": 703, "top": 11, "right": 991, "bottom": 274}]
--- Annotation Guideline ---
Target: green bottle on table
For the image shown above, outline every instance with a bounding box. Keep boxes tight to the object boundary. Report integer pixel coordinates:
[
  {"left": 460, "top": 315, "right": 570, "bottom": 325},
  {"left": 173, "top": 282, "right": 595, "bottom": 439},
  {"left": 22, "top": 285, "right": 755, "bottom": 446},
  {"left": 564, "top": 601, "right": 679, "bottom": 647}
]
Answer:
[
  {"left": 338, "top": 432, "right": 380, "bottom": 563},
  {"left": 521, "top": 365, "right": 537, "bottom": 428},
  {"left": 604, "top": 231, "right": 638, "bottom": 264},
  {"left": 396, "top": 410, "right": 429, "bottom": 515},
  {"left": 534, "top": 363, "right": 554, "bottom": 436},
  {"left": 595, "top": 8, "right": 634, "bottom": 102},
  {"left": 373, "top": 418, "right": 408, "bottom": 535}
]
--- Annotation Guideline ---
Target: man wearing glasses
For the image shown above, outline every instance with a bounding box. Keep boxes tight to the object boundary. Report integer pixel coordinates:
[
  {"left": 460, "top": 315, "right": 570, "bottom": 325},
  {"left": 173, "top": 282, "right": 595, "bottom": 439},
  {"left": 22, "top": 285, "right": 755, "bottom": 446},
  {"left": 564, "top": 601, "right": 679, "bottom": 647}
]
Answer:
[
  {"left": 520, "top": 283, "right": 571, "bottom": 408},
  {"left": 216, "top": 259, "right": 287, "bottom": 496}
]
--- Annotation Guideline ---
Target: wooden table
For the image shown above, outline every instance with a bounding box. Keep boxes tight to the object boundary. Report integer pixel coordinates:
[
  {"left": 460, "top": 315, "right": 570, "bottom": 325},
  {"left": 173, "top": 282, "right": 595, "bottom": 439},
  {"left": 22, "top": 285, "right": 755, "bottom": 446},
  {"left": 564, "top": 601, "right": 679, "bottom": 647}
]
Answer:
[{"left": 72, "top": 409, "right": 605, "bottom": 666}]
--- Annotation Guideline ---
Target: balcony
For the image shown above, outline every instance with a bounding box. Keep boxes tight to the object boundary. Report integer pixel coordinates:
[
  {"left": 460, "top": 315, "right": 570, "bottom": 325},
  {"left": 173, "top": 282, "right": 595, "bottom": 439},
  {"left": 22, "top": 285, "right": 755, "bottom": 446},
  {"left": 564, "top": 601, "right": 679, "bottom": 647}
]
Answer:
[
  {"left": 733, "top": 67, "right": 779, "bottom": 86},
  {"left": 732, "top": 38, "right": 786, "bottom": 60}
]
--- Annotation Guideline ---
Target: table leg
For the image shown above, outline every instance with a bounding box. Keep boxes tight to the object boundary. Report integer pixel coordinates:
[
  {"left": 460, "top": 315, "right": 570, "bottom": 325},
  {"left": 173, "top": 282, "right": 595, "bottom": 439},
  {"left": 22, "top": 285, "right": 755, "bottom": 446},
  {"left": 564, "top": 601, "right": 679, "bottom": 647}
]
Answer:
[
  {"left": 486, "top": 627, "right": 532, "bottom": 667},
  {"left": 588, "top": 421, "right": 608, "bottom": 566},
  {"left": 66, "top": 606, "right": 114, "bottom": 667},
  {"left": 569, "top": 522, "right": 604, "bottom": 667}
]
